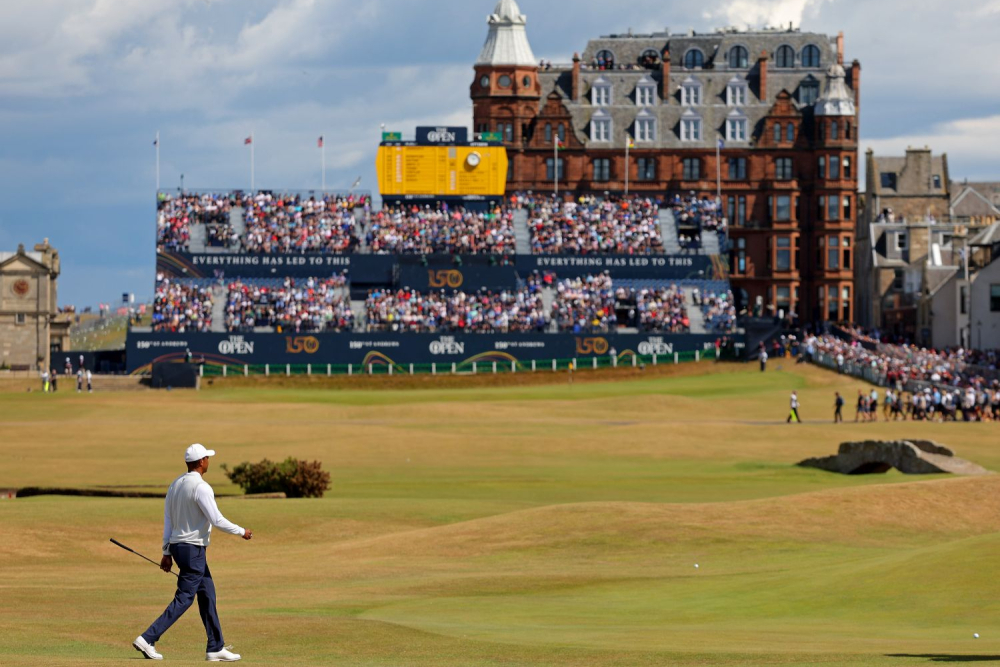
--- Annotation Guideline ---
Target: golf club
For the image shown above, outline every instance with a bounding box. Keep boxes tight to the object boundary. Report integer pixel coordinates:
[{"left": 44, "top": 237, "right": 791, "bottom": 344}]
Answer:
[{"left": 110, "top": 538, "right": 178, "bottom": 578}]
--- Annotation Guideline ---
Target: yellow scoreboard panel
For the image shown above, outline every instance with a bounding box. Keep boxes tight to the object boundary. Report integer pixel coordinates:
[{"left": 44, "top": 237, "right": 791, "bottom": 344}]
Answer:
[{"left": 376, "top": 145, "right": 508, "bottom": 197}]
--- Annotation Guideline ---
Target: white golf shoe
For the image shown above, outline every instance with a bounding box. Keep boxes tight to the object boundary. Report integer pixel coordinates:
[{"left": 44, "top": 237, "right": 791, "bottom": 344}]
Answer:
[
  {"left": 206, "top": 645, "right": 242, "bottom": 662},
  {"left": 132, "top": 636, "right": 163, "bottom": 660}
]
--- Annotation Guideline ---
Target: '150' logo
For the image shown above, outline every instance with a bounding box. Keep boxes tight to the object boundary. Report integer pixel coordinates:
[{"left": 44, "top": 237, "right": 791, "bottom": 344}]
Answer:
[
  {"left": 575, "top": 337, "right": 610, "bottom": 355},
  {"left": 286, "top": 336, "right": 320, "bottom": 354},
  {"left": 428, "top": 270, "right": 464, "bottom": 289}
]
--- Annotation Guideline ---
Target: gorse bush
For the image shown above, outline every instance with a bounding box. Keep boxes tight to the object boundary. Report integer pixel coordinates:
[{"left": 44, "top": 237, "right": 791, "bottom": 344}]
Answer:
[{"left": 222, "top": 457, "right": 331, "bottom": 498}]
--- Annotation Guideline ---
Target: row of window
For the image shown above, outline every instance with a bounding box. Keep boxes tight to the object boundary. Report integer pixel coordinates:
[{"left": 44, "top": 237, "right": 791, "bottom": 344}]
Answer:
[
  {"left": 593, "top": 44, "right": 822, "bottom": 72},
  {"left": 479, "top": 74, "right": 533, "bottom": 90},
  {"left": 539, "top": 157, "right": 857, "bottom": 202},
  {"left": 732, "top": 234, "right": 853, "bottom": 276},
  {"left": 678, "top": 44, "right": 822, "bottom": 70},
  {"left": 589, "top": 76, "right": 819, "bottom": 109}
]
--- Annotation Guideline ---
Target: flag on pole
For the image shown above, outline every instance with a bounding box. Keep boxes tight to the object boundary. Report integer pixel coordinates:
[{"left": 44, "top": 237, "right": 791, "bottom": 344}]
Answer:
[
  {"left": 717, "top": 138, "right": 725, "bottom": 150},
  {"left": 318, "top": 136, "right": 324, "bottom": 148},
  {"left": 627, "top": 136, "right": 635, "bottom": 149},
  {"left": 244, "top": 136, "right": 253, "bottom": 145},
  {"left": 153, "top": 137, "right": 159, "bottom": 147},
  {"left": 555, "top": 137, "right": 563, "bottom": 151}
]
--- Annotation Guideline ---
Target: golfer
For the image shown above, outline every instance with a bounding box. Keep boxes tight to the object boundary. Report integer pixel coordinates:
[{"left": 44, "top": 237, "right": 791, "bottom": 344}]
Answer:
[{"left": 133, "top": 444, "right": 252, "bottom": 662}]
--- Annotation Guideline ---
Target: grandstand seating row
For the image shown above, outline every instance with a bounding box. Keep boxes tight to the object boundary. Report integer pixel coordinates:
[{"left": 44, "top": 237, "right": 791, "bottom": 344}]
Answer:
[
  {"left": 153, "top": 274, "right": 736, "bottom": 335},
  {"left": 156, "top": 192, "right": 728, "bottom": 257}
]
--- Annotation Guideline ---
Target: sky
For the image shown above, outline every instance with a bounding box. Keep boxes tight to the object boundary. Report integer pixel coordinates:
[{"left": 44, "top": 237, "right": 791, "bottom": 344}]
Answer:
[{"left": 0, "top": 0, "right": 998, "bottom": 307}]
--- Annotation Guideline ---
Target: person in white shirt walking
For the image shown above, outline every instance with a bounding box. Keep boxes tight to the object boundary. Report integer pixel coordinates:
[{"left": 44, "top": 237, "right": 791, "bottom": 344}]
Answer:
[
  {"left": 787, "top": 391, "right": 801, "bottom": 423},
  {"left": 133, "top": 444, "right": 253, "bottom": 662}
]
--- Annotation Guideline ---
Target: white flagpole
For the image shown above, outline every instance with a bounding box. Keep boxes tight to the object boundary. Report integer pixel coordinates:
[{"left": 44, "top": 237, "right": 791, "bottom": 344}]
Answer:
[
  {"left": 321, "top": 137, "right": 326, "bottom": 192},
  {"left": 155, "top": 131, "right": 160, "bottom": 193},
  {"left": 250, "top": 131, "right": 255, "bottom": 194}
]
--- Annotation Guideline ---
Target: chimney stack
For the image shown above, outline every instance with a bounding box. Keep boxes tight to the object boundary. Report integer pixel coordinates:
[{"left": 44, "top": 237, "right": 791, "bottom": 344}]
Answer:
[
  {"left": 661, "top": 50, "right": 671, "bottom": 101},
  {"left": 757, "top": 50, "right": 768, "bottom": 101},
  {"left": 572, "top": 53, "right": 581, "bottom": 101}
]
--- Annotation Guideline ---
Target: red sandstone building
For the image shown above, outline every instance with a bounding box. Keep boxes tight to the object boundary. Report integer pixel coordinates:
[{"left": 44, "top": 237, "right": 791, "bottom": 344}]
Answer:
[{"left": 471, "top": 0, "right": 860, "bottom": 323}]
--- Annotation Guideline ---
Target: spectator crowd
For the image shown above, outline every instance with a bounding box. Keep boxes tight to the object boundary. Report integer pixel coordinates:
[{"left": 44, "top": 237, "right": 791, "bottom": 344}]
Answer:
[
  {"left": 241, "top": 193, "right": 363, "bottom": 254},
  {"left": 364, "top": 286, "right": 548, "bottom": 333},
  {"left": 152, "top": 275, "right": 213, "bottom": 332},
  {"left": 367, "top": 204, "right": 516, "bottom": 255},
  {"left": 157, "top": 193, "right": 234, "bottom": 252},
  {"left": 812, "top": 333, "right": 1000, "bottom": 423},
  {"left": 225, "top": 275, "right": 353, "bottom": 333},
  {"left": 527, "top": 195, "right": 664, "bottom": 255}
]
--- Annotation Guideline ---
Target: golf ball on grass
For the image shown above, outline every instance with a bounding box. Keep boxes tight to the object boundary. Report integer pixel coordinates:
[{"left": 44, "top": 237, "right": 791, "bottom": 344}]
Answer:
[
  {"left": 694, "top": 564, "right": 699, "bottom": 569},
  {"left": 974, "top": 633, "right": 980, "bottom": 639}
]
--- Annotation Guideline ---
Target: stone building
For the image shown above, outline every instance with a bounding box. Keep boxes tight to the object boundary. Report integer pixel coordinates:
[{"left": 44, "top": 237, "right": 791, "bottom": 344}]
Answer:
[
  {"left": 471, "top": 0, "right": 860, "bottom": 323},
  {"left": 855, "top": 148, "right": 999, "bottom": 343},
  {"left": 0, "top": 240, "right": 70, "bottom": 371}
]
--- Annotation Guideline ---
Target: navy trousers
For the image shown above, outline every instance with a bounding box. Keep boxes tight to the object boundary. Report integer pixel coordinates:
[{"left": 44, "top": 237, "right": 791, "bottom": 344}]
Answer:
[{"left": 142, "top": 543, "right": 225, "bottom": 652}]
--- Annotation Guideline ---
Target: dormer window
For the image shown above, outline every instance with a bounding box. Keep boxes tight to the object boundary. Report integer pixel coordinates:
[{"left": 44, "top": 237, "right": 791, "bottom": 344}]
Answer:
[
  {"left": 595, "top": 49, "right": 615, "bottom": 70},
  {"left": 639, "top": 49, "right": 661, "bottom": 70},
  {"left": 591, "top": 110, "right": 611, "bottom": 142},
  {"left": 591, "top": 77, "right": 612, "bottom": 106},
  {"left": 799, "top": 76, "right": 820, "bottom": 105},
  {"left": 802, "top": 45, "right": 821, "bottom": 68},
  {"left": 775, "top": 45, "right": 795, "bottom": 68},
  {"left": 680, "top": 77, "right": 702, "bottom": 106},
  {"left": 635, "top": 110, "right": 656, "bottom": 142},
  {"left": 683, "top": 49, "right": 705, "bottom": 69},
  {"left": 725, "top": 110, "right": 748, "bottom": 142},
  {"left": 636, "top": 76, "right": 656, "bottom": 106},
  {"left": 726, "top": 77, "right": 748, "bottom": 106},
  {"left": 729, "top": 46, "right": 749, "bottom": 69},
  {"left": 680, "top": 110, "right": 702, "bottom": 141}
]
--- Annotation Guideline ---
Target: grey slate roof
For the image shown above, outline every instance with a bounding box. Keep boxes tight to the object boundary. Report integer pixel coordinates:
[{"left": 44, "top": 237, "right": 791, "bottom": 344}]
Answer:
[{"left": 535, "top": 29, "right": 850, "bottom": 150}]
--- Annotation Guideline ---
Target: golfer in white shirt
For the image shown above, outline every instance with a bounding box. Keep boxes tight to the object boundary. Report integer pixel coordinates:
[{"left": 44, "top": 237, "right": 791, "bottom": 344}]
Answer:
[{"left": 133, "top": 444, "right": 253, "bottom": 662}]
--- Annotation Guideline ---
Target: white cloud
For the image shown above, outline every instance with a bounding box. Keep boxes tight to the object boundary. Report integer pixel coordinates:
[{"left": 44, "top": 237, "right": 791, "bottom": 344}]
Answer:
[
  {"left": 863, "top": 114, "right": 1000, "bottom": 182},
  {"left": 702, "top": 0, "right": 833, "bottom": 28}
]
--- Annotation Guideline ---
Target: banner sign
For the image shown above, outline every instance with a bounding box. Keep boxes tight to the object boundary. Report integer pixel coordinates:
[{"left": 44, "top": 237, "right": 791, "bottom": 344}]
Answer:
[
  {"left": 157, "top": 252, "right": 722, "bottom": 286},
  {"left": 126, "top": 332, "right": 739, "bottom": 373},
  {"left": 415, "top": 126, "right": 469, "bottom": 144}
]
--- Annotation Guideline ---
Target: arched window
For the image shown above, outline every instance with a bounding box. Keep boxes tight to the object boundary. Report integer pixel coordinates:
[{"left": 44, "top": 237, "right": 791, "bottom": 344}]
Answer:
[
  {"left": 774, "top": 123, "right": 782, "bottom": 144},
  {"left": 802, "top": 45, "right": 821, "bottom": 68},
  {"left": 544, "top": 124, "right": 552, "bottom": 143},
  {"left": 684, "top": 49, "right": 704, "bottom": 69},
  {"left": 595, "top": 50, "right": 615, "bottom": 70},
  {"left": 729, "top": 46, "right": 749, "bottom": 69},
  {"left": 639, "top": 49, "right": 661, "bottom": 70},
  {"left": 775, "top": 45, "right": 795, "bottom": 68}
]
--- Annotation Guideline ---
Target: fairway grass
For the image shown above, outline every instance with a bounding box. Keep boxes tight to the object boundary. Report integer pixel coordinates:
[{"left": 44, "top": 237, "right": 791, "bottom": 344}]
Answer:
[{"left": 2, "top": 363, "right": 1000, "bottom": 665}]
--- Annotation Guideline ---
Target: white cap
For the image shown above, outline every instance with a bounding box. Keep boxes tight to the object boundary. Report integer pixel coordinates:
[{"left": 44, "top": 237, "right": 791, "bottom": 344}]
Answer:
[{"left": 184, "top": 444, "right": 216, "bottom": 463}]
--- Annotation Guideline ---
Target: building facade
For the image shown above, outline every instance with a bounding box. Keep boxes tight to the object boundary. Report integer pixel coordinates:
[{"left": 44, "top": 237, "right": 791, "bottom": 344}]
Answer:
[
  {"left": 471, "top": 0, "right": 860, "bottom": 323},
  {"left": 0, "top": 241, "right": 69, "bottom": 371},
  {"left": 856, "top": 148, "right": 1000, "bottom": 345}
]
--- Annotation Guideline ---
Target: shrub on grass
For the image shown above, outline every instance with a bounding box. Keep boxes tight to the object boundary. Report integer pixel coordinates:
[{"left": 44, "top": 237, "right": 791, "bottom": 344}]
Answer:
[{"left": 222, "top": 458, "right": 331, "bottom": 498}]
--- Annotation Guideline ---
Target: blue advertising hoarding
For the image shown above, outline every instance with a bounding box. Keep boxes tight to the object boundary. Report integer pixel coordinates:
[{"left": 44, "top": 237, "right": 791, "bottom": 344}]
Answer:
[{"left": 126, "top": 331, "right": 740, "bottom": 373}]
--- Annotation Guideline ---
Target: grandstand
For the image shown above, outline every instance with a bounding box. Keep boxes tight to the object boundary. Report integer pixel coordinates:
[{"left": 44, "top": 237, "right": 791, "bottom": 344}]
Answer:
[{"left": 134, "top": 189, "right": 743, "bottom": 372}]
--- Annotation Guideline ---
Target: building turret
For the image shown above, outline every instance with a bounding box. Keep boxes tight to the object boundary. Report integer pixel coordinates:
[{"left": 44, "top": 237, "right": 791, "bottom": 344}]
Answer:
[
  {"left": 476, "top": 0, "right": 536, "bottom": 67},
  {"left": 471, "top": 0, "right": 540, "bottom": 156},
  {"left": 814, "top": 63, "right": 856, "bottom": 117}
]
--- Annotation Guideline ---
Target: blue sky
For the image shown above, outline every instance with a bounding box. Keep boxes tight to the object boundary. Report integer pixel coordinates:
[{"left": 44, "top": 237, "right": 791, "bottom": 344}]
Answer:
[{"left": 1, "top": 0, "right": 998, "bottom": 307}]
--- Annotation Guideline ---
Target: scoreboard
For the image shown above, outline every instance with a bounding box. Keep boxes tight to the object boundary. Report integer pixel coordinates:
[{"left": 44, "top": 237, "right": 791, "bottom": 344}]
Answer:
[{"left": 376, "top": 127, "right": 508, "bottom": 197}]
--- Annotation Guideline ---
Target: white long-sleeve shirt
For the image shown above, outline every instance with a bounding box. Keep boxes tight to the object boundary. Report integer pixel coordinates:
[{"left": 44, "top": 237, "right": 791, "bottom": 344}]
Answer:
[{"left": 162, "top": 472, "right": 245, "bottom": 555}]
